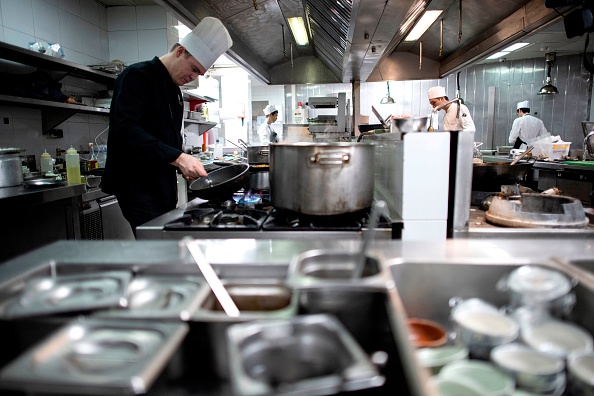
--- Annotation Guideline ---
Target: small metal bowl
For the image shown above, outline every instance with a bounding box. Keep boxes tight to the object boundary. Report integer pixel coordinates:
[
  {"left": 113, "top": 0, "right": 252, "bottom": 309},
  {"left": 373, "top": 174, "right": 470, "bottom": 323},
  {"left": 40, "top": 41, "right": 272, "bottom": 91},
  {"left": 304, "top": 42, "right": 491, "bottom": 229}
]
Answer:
[{"left": 85, "top": 175, "right": 102, "bottom": 188}]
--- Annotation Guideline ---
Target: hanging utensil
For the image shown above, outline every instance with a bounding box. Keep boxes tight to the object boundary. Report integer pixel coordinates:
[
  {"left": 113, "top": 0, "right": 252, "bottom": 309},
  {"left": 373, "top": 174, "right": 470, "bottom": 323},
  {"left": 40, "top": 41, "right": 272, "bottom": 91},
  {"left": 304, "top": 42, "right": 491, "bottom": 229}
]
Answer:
[
  {"left": 458, "top": 0, "right": 463, "bottom": 44},
  {"left": 372, "top": 105, "right": 389, "bottom": 129},
  {"left": 352, "top": 200, "right": 387, "bottom": 279},
  {"left": 439, "top": 19, "right": 444, "bottom": 57},
  {"left": 419, "top": 41, "right": 423, "bottom": 70},
  {"left": 184, "top": 238, "right": 240, "bottom": 317},
  {"left": 456, "top": 72, "right": 464, "bottom": 104}
]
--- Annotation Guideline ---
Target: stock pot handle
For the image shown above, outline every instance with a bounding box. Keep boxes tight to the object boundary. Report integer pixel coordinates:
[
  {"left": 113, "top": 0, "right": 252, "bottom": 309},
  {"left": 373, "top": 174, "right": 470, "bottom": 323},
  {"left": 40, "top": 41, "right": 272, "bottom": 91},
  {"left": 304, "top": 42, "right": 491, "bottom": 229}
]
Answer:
[{"left": 309, "top": 152, "right": 350, "bottom": 165}]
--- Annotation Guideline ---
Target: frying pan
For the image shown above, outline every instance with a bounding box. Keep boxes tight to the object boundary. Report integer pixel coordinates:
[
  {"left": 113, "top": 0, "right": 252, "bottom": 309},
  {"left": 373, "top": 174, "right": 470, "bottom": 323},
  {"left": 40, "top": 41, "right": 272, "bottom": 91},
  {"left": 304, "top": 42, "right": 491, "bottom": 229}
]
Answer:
[
  {"left": 189, "top": 164, "right": 250, "bottom": 201},
  {"left": 472, "top": 162, "right": 534, "bottom": 191}
]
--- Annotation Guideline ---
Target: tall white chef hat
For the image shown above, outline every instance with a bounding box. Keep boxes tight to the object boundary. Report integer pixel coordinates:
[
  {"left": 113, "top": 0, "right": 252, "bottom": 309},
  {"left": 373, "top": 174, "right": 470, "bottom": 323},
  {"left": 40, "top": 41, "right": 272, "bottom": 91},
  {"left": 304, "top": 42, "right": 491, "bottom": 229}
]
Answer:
[
  {"left": 428, "top": 86, "right": 447, "bottom": 99},
  {"left": 264, "top": 104, "right": 278, "bottom": 115},
  {"left": 517, "top": 100, "right": 530, "bottom": 110},
  {"left": 179, "top": 17, "right": 233, "bottom": 72}
]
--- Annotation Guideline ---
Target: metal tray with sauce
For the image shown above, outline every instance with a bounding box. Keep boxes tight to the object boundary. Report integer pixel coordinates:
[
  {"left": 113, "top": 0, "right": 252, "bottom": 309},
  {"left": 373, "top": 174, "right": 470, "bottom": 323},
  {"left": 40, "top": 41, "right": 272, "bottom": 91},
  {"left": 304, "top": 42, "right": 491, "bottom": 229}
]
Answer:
[
  {"left": 0, "top": 318, "right": 188, "bottom": 395},
  {"left": 1, "top": 271, "right": 132, "bottom": 319}
]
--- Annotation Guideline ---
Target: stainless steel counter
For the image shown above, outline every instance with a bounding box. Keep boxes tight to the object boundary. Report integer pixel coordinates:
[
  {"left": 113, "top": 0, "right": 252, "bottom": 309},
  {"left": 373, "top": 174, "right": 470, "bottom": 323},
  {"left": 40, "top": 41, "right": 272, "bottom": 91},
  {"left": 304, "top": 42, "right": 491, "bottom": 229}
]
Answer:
[
  {"left": 0, "top": 238, "right": 593, "bottom": 396},
  {"left": 0, "top": 183, "right": 86, "bottom": 208},
  {"left": 0, "top": 183, "right": 87, "bottom": 262}
]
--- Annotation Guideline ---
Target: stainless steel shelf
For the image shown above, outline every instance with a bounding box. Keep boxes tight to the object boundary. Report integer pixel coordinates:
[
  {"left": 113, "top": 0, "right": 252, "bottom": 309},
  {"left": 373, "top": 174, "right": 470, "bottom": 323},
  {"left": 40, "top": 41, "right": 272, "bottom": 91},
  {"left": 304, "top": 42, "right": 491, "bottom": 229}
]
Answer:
[
  {"left": 183, "top": 119, "right": 217, "bottom": 136},
  {"left": 0, "top": 94, "right": 110, "bottom": 132},
  {"left": 0, "top": 41, "right": 116, "bottom": 85}
]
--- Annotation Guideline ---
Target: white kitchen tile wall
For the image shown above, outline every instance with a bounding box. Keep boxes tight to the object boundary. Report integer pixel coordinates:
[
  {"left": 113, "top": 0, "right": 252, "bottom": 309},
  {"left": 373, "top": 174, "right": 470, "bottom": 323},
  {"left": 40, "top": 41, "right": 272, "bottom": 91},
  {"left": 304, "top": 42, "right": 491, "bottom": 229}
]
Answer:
[
  {"left": 80, "top": 0, "right": 99, "bottom": 26},
  {"left": 58, "top": 0, "right": 80, "bottom": 17},
  {"left": 107, "top": 6, "right": 136, "bottom": 31},
  {"left": 108, "top": 30, "right": 138, "bottom": 65},
  {"left": 2, "top": 28, "right": 34, "bottom": 49},
  {"left": 137, "top": 6, "right": 166, "bottom": 30},
  {"left": 33, "top": 0, "right": 61, "bottom": 43},
  {"left": 138, "top": 28, "right": 167, "bottom": 62},
  {"left": 82, "top": 20, "right": 101, "bottom": 60},
  {"left": 59, "top": 9, "right": 83, "bottom": 53},
  {"left": 1, "top": 0, "right": 34, "bottom": 36}
]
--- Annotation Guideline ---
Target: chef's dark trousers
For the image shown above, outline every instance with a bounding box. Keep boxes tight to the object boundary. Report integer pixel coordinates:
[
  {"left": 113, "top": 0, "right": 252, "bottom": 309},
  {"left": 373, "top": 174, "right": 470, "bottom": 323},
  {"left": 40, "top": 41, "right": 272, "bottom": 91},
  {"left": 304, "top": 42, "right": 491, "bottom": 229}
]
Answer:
[
  {"left": 116, "top": 194, "right": 172, "bottom": 238},
  {"left": 512, "top": 137, "right": 525, "bottom": 149}
]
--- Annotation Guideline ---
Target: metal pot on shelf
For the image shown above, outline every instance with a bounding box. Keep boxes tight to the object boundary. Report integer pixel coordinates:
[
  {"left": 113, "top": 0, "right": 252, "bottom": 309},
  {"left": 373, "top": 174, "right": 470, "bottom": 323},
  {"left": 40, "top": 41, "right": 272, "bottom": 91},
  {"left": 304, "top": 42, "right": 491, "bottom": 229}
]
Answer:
[
  {"left": 0, "top": 148, "right": 25, "bottom": 187},
  {"left": 269, "top": 142, "right": 375, "bottom": 216}
]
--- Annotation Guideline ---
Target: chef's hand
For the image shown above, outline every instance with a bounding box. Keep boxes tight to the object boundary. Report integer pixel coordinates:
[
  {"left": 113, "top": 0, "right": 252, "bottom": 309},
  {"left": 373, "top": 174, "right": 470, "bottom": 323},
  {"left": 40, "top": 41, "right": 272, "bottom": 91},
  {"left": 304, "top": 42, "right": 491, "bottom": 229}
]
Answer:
[{"left": 172, "top": 152, "right": 208, "bottom": 181}]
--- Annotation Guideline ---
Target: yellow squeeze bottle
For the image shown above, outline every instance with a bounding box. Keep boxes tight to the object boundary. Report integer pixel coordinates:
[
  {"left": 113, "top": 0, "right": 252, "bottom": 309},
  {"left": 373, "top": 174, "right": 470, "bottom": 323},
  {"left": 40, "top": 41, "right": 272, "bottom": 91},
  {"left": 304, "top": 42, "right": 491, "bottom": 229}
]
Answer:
[{"left": 65, "top": 146, "right": 81, "bottom": 185}]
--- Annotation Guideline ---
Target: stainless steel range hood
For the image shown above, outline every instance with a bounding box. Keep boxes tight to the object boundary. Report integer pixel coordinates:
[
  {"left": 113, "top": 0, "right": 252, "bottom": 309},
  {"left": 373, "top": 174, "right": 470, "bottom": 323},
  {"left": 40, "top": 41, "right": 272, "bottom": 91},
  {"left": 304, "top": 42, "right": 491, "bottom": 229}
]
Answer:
[{"left": 153, "top": 0, "right": 576, "bottom": 84}]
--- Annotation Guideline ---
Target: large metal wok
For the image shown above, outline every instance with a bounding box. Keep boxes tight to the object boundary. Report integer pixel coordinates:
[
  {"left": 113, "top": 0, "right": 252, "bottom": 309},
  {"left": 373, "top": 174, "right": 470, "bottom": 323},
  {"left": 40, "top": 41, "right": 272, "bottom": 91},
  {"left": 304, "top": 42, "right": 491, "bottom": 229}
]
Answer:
[
  {"left": 189, "top": 164, "right": 250, "bottom": 201},
  {"left": 472, "top": 161, "right": 533, "bottom": 191}
]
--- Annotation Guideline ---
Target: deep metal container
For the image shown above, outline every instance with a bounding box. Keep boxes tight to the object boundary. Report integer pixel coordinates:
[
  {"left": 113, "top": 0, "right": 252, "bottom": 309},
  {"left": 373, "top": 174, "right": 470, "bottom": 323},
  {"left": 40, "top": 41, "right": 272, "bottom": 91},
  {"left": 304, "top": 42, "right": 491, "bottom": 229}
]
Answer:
[
  {"left": 0, "top": 152, "right": 24, "bottom": 187},
  {"left": 246, "top": 146, "right": 269, "bottom": 164},
  {"left": 269, "top": 142, "right": 375, "bottom": 215}
]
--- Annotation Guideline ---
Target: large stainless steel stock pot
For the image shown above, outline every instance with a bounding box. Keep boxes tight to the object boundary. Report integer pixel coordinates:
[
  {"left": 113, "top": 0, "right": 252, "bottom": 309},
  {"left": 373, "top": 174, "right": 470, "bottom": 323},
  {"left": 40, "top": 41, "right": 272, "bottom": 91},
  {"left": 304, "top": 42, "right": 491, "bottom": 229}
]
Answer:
[{"left": 269, "top": 142, "right": 375, "bottom": 216}]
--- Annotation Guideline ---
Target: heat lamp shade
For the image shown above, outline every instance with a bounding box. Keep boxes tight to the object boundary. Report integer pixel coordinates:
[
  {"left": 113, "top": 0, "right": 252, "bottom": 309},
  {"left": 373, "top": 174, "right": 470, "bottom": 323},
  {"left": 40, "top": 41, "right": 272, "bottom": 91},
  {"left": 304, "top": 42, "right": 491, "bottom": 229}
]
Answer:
[{"left": 538, "top": 83, "right": 559, "bottom": 95}]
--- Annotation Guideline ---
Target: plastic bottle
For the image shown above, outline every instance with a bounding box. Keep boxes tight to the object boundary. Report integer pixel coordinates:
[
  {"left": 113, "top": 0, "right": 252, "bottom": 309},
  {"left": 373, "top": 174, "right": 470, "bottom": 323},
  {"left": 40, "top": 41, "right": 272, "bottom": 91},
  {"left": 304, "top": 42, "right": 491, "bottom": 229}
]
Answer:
[
  {"left": 214, "top": 139, "right": 223, "bottom": 158},
  {"left": 40, "top": 150, "right": 53, "bottom": 173},
  {"left": 65, "top": 146, "right": 81, "bottom": 185}
]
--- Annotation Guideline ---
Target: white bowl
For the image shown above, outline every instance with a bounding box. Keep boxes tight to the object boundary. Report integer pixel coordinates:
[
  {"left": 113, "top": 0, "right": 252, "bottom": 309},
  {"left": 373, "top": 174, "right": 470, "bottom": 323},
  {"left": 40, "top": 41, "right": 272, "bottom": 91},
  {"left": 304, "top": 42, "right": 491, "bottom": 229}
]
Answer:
[
  {"left": 438, "top": 360, "right": 515, "bottom": 396},
  {"left": 491, "top": 343, "right": 566, "bottom": 395},
  {"left": 522, "top": 319, "right": 593, "bottom": 359},
  {"left": 567, "top": 352, "right": 594, "bottom": 396}
]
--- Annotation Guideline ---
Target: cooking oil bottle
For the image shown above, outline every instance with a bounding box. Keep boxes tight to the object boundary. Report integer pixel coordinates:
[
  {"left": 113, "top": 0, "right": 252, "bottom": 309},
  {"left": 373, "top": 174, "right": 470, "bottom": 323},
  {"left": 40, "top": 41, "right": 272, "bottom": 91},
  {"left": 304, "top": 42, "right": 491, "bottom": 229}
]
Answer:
[{"left": 65, "top": 146, "right": 81, "bottom": 185}]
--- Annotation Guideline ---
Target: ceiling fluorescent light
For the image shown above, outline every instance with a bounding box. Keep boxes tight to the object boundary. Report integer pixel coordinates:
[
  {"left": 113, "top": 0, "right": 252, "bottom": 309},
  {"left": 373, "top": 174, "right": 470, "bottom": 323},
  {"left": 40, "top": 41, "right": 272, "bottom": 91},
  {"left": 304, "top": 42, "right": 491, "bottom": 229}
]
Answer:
[
  {"left": 288, "top": 17, "right": 309, "bottom": 46},
  {"left": 502, "top": 42, "right": 530, "bottom": 52},
  {"left": 486, "top": 51, "right": 508, "bottom": 60},
  {"left": 404, "top": 10, "right": 443, "bottom": 42}
]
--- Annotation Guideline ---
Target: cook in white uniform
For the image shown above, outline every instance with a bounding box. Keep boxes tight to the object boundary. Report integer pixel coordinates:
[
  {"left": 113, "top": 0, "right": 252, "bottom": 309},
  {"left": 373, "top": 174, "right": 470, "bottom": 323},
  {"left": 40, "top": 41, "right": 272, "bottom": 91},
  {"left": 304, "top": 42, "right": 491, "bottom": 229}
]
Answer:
[
  {"left": 258, "top": 104, "right": 279, "bottom": 145},
  {"left": 427, "top": 86, "right": 476, "bottom": 132},
  {"left": 508, "top": 100, "right": 549, "bottom": 149}
]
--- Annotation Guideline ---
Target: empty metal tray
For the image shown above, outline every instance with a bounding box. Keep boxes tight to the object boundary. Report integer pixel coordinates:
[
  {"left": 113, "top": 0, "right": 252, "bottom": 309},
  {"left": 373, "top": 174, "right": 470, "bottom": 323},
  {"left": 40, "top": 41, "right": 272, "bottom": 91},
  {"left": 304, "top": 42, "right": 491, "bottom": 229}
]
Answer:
[
  {"left": 226, "top": 314, "right": 385, "bottom": 396},
  {"left": 93, "top": 275, "right": 204, "bottom": 320},
  {"left": 2, "top": 271, "right": 132, "bottom": 319},
  {"left": 0, "top": 318, "right": 188, "bottom": 395}
]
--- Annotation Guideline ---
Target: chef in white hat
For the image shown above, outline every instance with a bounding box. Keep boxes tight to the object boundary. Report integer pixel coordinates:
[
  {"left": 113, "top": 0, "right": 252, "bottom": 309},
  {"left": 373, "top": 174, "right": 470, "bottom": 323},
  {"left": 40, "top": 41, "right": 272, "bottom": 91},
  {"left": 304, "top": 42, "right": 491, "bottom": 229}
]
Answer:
[
  {"left": 427, "top": 86, "right": 475, "bottom": 132},
  {"left": 508, "top": 100, "right": 549, "bottom": 149},
  {"left": 258, "top": 104, "right": 280, "bottom": 145},
  {"left": 102, "top": 17, "right": 233, "bottom": 236}
]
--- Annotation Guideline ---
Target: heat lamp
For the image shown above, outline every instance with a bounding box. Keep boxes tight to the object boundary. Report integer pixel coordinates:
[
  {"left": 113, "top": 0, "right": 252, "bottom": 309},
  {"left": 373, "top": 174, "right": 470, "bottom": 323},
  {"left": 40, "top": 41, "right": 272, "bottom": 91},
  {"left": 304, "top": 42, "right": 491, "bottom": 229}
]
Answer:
[
  {"left": 538, "top": 52, "right": 559, "bottom": 95},
  {"left": 380, "top": 82, "right": 395, "bottom": 104}
]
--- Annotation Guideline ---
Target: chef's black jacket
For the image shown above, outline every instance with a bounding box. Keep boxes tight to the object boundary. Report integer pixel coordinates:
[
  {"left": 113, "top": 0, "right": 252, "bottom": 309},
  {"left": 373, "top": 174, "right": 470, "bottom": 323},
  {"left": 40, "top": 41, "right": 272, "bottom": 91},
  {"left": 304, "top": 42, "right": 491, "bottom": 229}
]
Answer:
[{"left": 102, "top": 57, "right": 184, "bottom": 226}]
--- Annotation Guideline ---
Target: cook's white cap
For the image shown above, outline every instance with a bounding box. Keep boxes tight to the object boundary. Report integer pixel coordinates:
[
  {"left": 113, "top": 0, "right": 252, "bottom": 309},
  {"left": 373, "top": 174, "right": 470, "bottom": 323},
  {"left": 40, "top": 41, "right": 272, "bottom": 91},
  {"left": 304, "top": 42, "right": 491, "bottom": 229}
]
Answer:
[
  {"left": 428, "top": 86, "right": 446, "bottom": 99},
  {"left": 179, "top": 17, "right": 233, "bottom": 72},
  {"left": 517, "top": 100, "right": 530, "bottom": 110},
  {"left": 264, "top": 104, "right": 278, "bottom": 115}
]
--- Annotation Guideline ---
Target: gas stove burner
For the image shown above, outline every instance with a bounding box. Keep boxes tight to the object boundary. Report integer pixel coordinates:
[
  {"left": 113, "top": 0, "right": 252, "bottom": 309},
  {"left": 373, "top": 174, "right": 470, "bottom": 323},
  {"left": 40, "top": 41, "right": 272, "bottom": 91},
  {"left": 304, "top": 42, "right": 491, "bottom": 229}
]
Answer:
[
  {"left": 262, "top": 208, "right": 390, "bottom": 231},
  {"left": 164, "top": 207, "right": 270, "bottom": 230},
  {"left": 221, "top": 199, "right": 237, "bottom": 210},
  {"left": 212, "top": 210, "right": 266, "bottom": 228},
  {"left": 486, "top": 193, "right": 589, "bottom": 229}
]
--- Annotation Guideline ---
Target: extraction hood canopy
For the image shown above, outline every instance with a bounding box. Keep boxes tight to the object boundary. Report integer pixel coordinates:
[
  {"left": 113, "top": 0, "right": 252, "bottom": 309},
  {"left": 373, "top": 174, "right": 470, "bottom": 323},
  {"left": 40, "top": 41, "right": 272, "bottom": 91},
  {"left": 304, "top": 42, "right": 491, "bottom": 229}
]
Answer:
[{"left": 152, "top": 0, "right": 578, "bottom": 85}]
